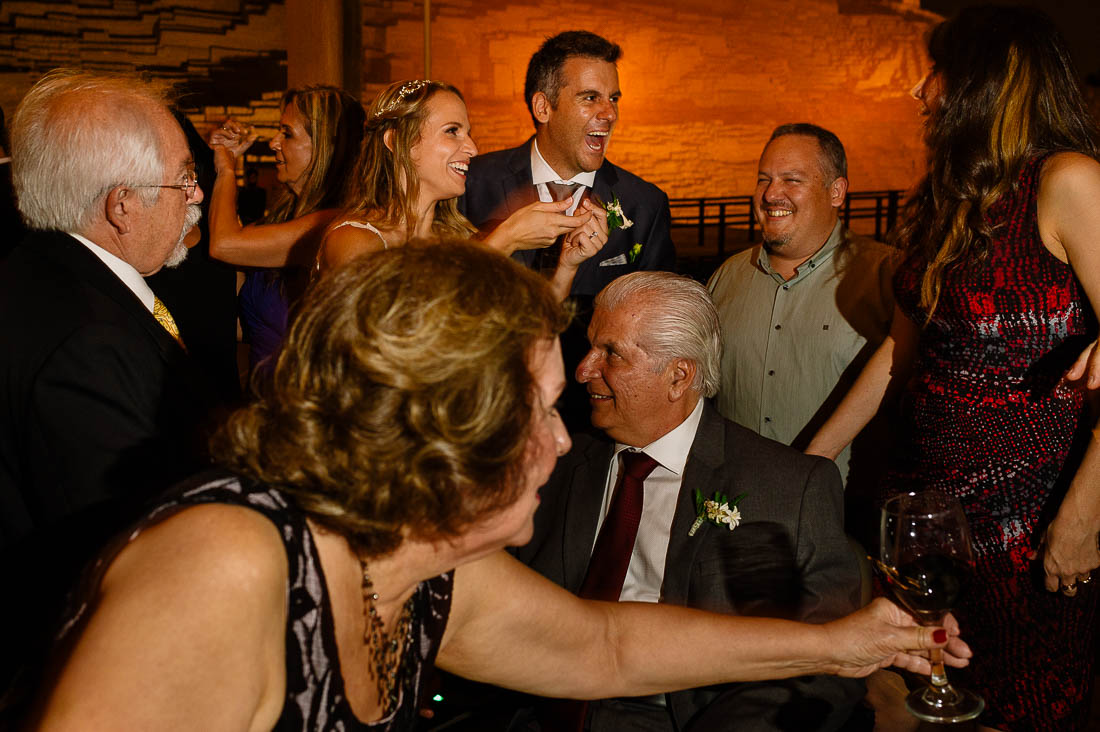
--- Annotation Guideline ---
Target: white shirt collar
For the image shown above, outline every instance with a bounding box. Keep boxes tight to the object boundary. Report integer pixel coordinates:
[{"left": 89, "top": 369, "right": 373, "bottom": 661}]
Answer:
[
  {"left": 614, "top": 398, "right": 705, "bottom": 475},
  {"left": 67, "top": 232, "right": 155, "bottom": 313},
  {"left": 530, "top": 138, "right": 597, "bottom": 188}
]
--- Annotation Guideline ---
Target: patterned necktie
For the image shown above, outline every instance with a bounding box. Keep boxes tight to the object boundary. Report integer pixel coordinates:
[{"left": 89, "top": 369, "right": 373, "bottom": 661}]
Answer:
[
  {"left": 578, "top": 450, "right": 660, "bottom": 602},
  {"left": 153, "top": 296, "right": 185, "bottom": 349}
]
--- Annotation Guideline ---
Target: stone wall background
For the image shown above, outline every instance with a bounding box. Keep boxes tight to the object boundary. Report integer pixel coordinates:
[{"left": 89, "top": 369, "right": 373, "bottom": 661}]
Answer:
[{"left": 6, "top": 0, "right": 1093, "bottom": 200}]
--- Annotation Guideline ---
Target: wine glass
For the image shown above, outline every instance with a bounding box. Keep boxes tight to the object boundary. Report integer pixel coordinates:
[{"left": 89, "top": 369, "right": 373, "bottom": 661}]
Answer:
[{"left": 880, "top": 490, "right": 984, "bottom": 723}]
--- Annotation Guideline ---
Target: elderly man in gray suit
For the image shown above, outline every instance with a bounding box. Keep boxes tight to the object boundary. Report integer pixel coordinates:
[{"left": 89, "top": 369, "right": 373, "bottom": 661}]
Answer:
[{"left": 514, "top": 271, "right": 864, "bottom": 732}]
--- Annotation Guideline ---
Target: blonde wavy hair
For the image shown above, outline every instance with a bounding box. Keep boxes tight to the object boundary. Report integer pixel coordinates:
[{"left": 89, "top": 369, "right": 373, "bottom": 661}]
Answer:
[
  {"left": 340, "top": 80, "right": 476, "bottom": 240},
  {"left": 212, "top": 239, "right": 569, "bottom": 558}
]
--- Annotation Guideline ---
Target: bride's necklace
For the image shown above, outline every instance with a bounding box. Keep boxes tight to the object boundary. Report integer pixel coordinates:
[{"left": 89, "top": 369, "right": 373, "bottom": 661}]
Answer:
[{"left": 359, "top": 559, "right": 416, "bottom": 716}]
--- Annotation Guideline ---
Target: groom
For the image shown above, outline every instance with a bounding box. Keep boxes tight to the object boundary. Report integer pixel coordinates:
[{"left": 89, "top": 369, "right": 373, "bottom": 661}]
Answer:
[{"left": 461, "top": 30, "right": 675, "bottom": 298}]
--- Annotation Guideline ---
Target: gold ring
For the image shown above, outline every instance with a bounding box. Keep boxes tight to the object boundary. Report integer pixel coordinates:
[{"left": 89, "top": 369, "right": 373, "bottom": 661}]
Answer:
[{"left": 1082, "top": 575, "right": 1092, "bottom": 585}]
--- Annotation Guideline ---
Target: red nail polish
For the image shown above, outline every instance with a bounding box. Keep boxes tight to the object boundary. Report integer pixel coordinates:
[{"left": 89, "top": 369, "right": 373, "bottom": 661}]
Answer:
[{"left": 933, "top": 629, "right": 947, "bottom": 644}]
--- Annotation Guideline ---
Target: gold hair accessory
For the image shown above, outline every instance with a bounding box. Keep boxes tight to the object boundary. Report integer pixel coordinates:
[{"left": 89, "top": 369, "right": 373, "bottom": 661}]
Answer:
[{"left": 374, "top": 80, "right": 432, "bottom": 118}]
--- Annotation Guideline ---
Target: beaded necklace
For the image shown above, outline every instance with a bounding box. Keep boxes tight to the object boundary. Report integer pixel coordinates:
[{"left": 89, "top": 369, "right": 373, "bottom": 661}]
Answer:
[{"left": 359, "top": 559, "right": 416, "bottom": 716}]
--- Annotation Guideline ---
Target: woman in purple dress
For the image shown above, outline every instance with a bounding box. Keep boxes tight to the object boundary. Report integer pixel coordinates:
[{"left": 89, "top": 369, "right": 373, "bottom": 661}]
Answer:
[
  {"left": 208, "top": 86, "right": 365, "bottom": 376},
  {"left": 808, "top": 7, "right": 1100, "bottom": 730}
]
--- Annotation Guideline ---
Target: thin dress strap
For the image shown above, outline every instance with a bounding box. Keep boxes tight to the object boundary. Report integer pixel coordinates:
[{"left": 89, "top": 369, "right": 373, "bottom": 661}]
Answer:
[{"left": 314, "top": 220, "right": 389, "bottom": 278}]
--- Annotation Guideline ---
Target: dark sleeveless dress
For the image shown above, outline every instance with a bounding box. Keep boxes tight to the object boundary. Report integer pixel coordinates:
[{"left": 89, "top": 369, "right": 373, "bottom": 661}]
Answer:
[
  {"left": 888, "top": 154, "right": 1098, "bottom": 730},
  {"left": 64, "top": 471, "right": 454, "bottom": 731}
]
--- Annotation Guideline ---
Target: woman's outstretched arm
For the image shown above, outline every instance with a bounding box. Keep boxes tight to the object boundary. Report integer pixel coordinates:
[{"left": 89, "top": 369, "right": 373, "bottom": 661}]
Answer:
[{"left": 437, "top": 550, "right": 968, "bottom": 701}]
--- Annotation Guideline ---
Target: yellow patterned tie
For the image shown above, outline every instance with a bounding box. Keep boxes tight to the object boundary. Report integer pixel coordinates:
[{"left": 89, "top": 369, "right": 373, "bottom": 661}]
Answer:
[{"left": 153, "top": 296, "right": 186, "bottom": 349}]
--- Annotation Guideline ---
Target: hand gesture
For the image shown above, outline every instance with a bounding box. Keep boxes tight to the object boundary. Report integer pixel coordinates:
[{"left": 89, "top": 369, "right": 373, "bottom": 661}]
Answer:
[
  {"left": 1029, "top": 510, "right": 1100, "bottom": 596},
  {"left": 208, "top": 119, "right": 258, "bottom": 174},
  {"left": 483, "top": 200, "right": 578, "bottom": 255},
  {"left": 1063, "top": 339, "right": 1100, "bottom": 391},
  {"left": 824, "top": 598, "right": 971, "bottom": 678},
  {"left": 559, "top": 200, "right": 610, "bottom": 270}
]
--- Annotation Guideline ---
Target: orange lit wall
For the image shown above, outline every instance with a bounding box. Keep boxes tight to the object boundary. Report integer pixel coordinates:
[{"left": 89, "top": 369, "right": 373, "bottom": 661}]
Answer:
[{"left": 373, "top": 0, "right": 940, "bottom": 196}]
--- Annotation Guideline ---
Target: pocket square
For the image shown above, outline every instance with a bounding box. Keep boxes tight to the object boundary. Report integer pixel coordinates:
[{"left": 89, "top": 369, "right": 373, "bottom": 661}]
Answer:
[{"left": 599, "top": 254, "right": 628, "bottom": 267}]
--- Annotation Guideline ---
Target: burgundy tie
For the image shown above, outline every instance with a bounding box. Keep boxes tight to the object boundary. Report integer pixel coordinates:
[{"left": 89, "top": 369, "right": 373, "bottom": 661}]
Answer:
[
  {"left": 579, "top": 451, "right": 660, "bottom": 602},
  {"left": 541, "top": 451, "right": 660, "bottom": 732}
]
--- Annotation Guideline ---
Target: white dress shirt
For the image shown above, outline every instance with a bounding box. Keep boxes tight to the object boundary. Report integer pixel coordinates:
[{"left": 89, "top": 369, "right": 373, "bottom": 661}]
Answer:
[
  {"left": 68, "top": 232, "right": 155, "bottom": 314},
  {"left": 530, "top": 139, "right": 595, "bottom": 216},
  {"left": 593, "top": 398, "right": 706, "bottom": 604}
]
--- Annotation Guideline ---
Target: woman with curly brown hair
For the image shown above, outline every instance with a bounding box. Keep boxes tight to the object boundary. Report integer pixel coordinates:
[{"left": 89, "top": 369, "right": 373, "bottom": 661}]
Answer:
[
  {"left": 30, "top": 241, "right": 967, "bottom": 730},
  {"left": 317, "top": 79, "right": 607, "bottom": 300},
  {"left": 808, "top": 6, "right": 1100, "bottom": 729}
]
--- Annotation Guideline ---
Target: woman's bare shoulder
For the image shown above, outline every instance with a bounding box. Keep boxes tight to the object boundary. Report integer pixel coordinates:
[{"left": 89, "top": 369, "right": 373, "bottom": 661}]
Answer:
[
  {"left": 320, "top": 218, "right": 389, "bottom": 270},
  {"left": 34, "top": 504, "right": 290, "bottom": 730}
]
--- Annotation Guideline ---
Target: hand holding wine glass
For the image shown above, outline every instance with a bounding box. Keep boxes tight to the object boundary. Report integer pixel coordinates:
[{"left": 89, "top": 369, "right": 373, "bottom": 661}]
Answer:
[{"left": 880, "top": 490, "right": 985, "bottom": 723}]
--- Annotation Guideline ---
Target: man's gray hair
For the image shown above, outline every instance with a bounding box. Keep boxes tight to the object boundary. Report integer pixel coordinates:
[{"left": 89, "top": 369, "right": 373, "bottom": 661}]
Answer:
[
  {"left": 12, "top": 69, "right": 170, "bottom": 232},
  {"left": 595, "top": 271, "right": 722, "bottom": 398}
]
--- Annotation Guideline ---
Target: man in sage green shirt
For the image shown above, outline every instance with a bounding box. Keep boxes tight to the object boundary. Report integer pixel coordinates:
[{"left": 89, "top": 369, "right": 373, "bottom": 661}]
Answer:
[{"left": 707, "top": 124, "right": 896, "bottom": 485}]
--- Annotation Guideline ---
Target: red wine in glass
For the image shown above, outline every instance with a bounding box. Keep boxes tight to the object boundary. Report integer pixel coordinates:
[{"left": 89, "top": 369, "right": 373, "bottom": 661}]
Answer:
[{"left": 881, "top": 491, "right": 984, "bottom": 723}]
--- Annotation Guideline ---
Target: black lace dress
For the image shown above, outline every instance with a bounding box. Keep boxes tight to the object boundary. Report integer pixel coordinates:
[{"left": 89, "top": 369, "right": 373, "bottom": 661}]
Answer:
[{"left": 63, "top": 471, "right": 454, "bottom": 731}]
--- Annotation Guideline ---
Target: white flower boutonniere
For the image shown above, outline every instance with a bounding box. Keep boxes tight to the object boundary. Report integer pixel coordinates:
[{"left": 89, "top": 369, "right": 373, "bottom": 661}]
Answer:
[
  {"left": 688, "top": 488, "right": 746, "bottom": 537},
  {"left": 594, "top": 193, "right": 633, "bottom": 233}
]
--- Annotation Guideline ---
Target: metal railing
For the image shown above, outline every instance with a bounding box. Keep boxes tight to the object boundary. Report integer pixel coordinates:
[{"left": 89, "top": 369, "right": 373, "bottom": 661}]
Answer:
[{"left": 669, "top": 189, "right": 904, "bottom": 257}]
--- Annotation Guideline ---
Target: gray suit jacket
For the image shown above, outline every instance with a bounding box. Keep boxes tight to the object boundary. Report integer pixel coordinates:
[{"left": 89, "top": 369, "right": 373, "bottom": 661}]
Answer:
[
  {"left": 515, "top": 402, "right": 864, "bottom": 731},
  {"left": 459, "top": 138, "right": 675, "bottom": 298}
]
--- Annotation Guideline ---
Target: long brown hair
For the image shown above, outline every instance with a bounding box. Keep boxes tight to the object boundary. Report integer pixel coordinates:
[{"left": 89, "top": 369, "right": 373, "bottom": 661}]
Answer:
[
  {"left": 266, "top": 85, "right": 366, "bottom": 224},
  {"left": 892, "top": 5, "right": 1099, "bottom": 317},
  {"left": 340, "top": 80, "right": 475, "bottom": 240}
]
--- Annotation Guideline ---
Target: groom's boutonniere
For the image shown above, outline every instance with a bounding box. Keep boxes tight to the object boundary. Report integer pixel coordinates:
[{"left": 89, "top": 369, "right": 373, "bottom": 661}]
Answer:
[
  {"left": 593, "top": 193, "right": 633, "bottom": 233},
  {"left": 688, "top": 488, "right": 747, "bottom": 537}
]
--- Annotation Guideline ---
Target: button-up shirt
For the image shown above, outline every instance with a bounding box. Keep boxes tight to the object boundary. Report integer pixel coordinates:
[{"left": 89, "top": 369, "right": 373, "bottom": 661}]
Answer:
[
  {"left": 594, "top": 398, "right": 705, "bottom": 604},
  {"left": 707, "top": 222, "right": 896, "bottom": 482},
  {"left": 530, "top": 139, "right": 594, "bottom": 215}
]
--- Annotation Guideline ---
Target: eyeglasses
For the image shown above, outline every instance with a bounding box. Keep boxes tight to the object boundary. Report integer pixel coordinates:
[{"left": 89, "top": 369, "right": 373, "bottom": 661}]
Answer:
[{"left": 135, "top": 170, "right": 199, "bottom": 197}]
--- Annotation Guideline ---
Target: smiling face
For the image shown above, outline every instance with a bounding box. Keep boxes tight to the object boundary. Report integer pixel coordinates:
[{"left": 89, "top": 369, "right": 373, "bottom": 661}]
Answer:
[
  {"left": 532, "top": 56, "right": 620, "bottom": 179},
  {"left": 409, "top": 90, "right": 478, "bottom": 205},
  {"left": 576, "top": 295, "right": 692, "bottom": 448},
  {"left": 474, "top": 337, "right": 570, "bottom": 549},
  {"left": 753, "top": 134, "right": 846, "bottom": 264},
  {"left": 270, "top": 102, "right": 313, "bottom": 193}
]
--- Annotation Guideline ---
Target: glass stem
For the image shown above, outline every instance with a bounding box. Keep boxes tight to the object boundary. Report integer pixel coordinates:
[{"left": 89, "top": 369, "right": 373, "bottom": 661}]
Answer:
[{"left": 928, "top": 646, "right": 948, "bottom": 687}]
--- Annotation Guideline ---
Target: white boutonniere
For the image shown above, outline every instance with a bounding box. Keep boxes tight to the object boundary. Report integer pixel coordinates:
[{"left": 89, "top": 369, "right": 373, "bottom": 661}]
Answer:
[
  {"left": 688, "top": 488, "right": 746, "bottom": 537},
  {"left": 594, "top": 193, "right": 633, "bottom": 233}
]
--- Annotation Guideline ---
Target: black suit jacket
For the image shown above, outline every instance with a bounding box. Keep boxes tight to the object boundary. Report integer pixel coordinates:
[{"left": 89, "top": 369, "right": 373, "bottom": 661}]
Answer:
[
  {"left": 0, "top": 230, "right": 213, "bottom": 691},
  {"left": 460, "top": 138, "right": 675, "bottom": 297},
  {"left": 516, "top": 402, "right": 864, "bottom": 732}
]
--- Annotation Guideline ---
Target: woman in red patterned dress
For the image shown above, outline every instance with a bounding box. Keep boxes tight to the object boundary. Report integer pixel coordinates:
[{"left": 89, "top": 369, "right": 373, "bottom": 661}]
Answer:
[{"left": 808, "top": 6, "right": 1100, "bottom": 730}]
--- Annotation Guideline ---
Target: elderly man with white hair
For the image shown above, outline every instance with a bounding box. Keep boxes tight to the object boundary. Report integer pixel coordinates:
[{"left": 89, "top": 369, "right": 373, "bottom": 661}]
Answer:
[
  {"left": 513, "top": 271, "right": 864, "bottom": 732},
  {"left": 0, "top": 70, "right": 209, "bottom": 700}
]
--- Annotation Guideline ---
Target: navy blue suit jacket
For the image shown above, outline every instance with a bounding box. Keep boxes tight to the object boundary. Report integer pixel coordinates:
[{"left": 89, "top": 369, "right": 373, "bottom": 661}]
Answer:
[{"left": 460, "top": 138, "right": 675, "bottom": 297}]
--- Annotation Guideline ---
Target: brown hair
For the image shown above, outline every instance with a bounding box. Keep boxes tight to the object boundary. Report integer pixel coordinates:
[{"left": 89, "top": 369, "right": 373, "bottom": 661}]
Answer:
[
  {"left": 339, "top": 80, "right": 475, "bottom": 240},
  {"left": 892, "top": 5, "right": 1100, "bottom": 318},
  {"left": 266, "top": 85, "right": 366, "bottom": 224},
  {"left": 212, "top": 239, "right": 569, "bottom": 558}
]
